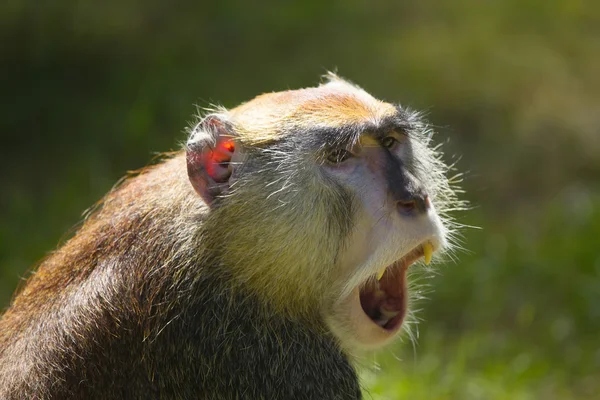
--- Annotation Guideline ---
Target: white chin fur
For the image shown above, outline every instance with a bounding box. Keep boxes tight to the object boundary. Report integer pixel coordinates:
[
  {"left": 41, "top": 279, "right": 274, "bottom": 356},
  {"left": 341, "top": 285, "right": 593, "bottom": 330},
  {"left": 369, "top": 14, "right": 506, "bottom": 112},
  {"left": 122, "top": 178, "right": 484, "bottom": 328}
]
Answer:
[
  {"left": 328, "top": 208, "right": 446, "bottom": 351},
  {"left": 326, "top": 288, "right": 398, "bottom": 351}
]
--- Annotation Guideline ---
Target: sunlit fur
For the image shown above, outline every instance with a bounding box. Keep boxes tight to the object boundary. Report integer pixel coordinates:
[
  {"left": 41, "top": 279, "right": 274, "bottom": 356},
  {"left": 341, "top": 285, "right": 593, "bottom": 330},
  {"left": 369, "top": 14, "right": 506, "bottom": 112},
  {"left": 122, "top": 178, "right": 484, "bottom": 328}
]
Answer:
[
  {"left": 191, "top": 74, "right": 463, "bottom": 350},
  {"left": 0, "top": 74, "right": 463, "bottom": 398}
]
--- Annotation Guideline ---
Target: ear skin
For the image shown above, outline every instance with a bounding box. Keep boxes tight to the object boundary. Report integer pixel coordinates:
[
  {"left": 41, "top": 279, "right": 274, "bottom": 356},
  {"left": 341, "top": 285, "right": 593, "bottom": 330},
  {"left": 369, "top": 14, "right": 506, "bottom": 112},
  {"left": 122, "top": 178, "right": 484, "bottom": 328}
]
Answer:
[
  {"left": 186, "top": 116, "right": 235, "bottom": 206},
  {"left": 206, "top": 140, "right": 235, "bottom": 183}
]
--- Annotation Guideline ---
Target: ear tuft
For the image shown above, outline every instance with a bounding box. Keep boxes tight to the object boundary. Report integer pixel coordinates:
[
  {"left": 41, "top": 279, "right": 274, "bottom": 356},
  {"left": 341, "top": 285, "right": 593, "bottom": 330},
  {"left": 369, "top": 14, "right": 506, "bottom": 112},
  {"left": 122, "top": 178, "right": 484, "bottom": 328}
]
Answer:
[{"left": 186, "top": 115, "right": 237, "bottom": 206}]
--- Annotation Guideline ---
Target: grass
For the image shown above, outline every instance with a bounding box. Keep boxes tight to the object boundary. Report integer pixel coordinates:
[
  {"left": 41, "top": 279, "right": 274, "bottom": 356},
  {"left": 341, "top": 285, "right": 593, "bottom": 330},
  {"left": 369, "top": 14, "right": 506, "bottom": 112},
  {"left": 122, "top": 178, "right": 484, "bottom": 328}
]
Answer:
[
  {"left": 362, "top": 331, "right": 599, "bottom": 399},
  {"left": 358, "top": 191, "right": 600, "bottom": 399}
]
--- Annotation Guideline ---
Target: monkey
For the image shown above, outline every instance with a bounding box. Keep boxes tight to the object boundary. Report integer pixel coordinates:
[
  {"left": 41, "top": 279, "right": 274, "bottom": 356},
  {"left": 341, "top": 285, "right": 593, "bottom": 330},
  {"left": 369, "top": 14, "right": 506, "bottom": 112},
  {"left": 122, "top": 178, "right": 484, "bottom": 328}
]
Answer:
[{"left": 0, "top": 74, "right": 461, "bottom": 399}]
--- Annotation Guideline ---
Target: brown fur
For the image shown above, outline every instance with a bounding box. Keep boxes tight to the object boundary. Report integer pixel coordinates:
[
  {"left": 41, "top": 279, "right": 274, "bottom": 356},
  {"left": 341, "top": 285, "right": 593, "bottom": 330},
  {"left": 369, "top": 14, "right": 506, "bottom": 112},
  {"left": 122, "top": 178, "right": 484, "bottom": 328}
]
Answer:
[
  {"left": 0, "top": 154, "right": 361, "bottom": 399},
  {"left": 226, "top": 78, "right": 397, "bottom": 145}
]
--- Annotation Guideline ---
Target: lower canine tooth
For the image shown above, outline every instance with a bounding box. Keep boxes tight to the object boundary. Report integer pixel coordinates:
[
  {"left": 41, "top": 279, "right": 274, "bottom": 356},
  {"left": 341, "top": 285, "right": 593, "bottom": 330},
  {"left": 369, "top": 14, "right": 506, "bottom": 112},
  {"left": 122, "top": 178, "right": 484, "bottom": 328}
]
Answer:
[
  {"left": 377, "top": 268, "right": 386, "bottom": 280},
  {"left": 423, "top": 242, "right": 433, "bottom": 265}
]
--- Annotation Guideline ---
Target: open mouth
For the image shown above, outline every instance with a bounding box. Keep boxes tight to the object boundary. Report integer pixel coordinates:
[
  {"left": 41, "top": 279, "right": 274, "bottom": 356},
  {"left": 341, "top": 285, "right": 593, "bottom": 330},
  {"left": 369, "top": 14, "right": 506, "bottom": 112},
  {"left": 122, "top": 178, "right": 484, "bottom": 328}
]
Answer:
[{"left": 358, "top": 242, "right": 434, "bottom": 333}]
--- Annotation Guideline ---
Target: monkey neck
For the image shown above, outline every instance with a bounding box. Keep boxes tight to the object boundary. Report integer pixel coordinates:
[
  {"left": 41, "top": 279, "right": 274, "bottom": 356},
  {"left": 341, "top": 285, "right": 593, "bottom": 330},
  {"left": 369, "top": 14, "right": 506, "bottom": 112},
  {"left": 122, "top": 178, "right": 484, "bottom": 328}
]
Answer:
[
  {"left": 196, "top": 236, "right": 329, "bottom": 327},
  {"left": 198, "top": 198, "right": 341, "bottom": 326},
  {"left": 106, "top": 154, "right": 334, "bottom": 329}
]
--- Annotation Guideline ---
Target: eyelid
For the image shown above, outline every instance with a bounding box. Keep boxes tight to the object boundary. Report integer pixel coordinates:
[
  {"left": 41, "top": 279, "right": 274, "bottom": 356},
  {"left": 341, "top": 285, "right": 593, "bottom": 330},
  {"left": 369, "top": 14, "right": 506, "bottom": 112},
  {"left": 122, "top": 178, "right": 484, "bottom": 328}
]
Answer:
[
  {"left": 387, "top": 131, "right": 408, "bottom": 142},
  {"left": 389, "top": 130, "right": 408, "bottom": 140},
  {"left": 325, "top": 148, "right": 352, "bottom": 164},
  {"left": 326, "top": 145, "right": 356, "bottom": 156}
]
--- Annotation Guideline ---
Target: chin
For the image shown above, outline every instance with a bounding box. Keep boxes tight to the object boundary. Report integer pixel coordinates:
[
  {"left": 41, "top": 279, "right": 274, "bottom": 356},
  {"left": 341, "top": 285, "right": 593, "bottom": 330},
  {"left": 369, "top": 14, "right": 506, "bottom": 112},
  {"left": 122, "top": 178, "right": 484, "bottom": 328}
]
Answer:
[{"left": 328, "top": 240, "right": 440, "bottom": 351}]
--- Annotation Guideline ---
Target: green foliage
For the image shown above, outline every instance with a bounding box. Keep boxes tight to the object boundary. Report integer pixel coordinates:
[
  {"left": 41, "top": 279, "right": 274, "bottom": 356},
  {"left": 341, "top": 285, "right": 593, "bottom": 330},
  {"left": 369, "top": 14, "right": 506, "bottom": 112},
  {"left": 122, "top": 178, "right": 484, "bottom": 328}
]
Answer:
[{"left": 1, "top": 0, "right": 598, "bottom": 397}]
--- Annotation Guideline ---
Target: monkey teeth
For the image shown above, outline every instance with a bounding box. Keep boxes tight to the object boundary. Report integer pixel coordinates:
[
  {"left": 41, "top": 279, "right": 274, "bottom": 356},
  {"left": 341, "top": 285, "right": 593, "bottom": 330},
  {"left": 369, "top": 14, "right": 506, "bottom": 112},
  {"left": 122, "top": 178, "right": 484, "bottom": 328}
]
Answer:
[
  {"left": 376, "top": 241, "right": 434, "bottom": 281},
  {"left": 423, "top": 242, "right": 433, "bottom": 265}
]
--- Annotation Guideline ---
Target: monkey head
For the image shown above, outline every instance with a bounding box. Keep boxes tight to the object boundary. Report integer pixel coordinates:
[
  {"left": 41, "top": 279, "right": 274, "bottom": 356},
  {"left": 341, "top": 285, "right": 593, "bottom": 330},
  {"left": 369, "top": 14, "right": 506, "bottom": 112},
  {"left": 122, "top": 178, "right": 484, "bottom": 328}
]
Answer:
[{"left": 186, "top": 74, "right": 459, "bottom": 353}]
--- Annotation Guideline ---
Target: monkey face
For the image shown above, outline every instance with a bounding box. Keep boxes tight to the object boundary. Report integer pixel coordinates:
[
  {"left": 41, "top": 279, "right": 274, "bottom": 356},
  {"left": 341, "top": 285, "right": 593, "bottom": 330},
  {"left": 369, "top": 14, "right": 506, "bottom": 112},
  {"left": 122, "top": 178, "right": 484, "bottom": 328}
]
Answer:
[
  {"left": 321, "top": 132, "right": 447, "bottom": 350},
  {"left": 187, "top": 74, "right": 460, "bottom": 353}
]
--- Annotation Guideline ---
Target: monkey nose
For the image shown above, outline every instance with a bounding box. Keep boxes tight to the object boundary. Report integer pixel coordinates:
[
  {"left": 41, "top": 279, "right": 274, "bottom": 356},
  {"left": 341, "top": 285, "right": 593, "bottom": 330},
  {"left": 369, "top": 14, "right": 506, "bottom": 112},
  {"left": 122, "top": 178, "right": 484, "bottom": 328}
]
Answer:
[{"left": 397, "top": 195, "right": 430, "bottom": 216}]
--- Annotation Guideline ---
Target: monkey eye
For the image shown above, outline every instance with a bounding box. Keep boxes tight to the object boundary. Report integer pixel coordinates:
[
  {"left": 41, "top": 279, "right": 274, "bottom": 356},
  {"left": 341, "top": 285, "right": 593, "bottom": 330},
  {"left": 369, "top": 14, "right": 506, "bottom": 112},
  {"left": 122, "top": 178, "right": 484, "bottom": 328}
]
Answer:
[
  {"left": 326, "top": 149, "right": 352, "bottom": 164},
  {"left": 381, "top": 136, "right": 399, "bottom": 148}
]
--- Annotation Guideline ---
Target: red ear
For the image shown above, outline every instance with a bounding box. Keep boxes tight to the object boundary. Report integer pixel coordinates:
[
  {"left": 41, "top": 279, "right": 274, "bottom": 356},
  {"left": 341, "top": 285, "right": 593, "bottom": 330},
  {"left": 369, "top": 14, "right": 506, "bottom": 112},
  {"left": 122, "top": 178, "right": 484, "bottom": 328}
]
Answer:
[
  {"left": 204, "top": 138, "right": 235, "bottom": 183},
  {"left": 186, "top": 116, "right": 236, "bottom": 206}
]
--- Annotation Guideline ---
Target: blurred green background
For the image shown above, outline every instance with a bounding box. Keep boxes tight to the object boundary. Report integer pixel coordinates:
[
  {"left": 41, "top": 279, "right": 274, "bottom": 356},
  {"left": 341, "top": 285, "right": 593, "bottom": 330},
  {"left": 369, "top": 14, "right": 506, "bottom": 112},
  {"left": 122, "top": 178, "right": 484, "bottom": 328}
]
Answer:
[{"left": 1, "top": 0, "right": 598, "bottom": 398}]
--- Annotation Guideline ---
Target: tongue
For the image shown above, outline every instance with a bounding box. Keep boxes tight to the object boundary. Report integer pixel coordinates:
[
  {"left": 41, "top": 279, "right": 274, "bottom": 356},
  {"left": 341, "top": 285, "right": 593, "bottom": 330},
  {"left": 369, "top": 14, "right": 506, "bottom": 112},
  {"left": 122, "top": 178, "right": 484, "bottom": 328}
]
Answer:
[
  {"left": 359, "top": 265, "right": 406, "bottom": 321},
  {"left": 359, "top": 287, "right": 386, "bottom": 316}
]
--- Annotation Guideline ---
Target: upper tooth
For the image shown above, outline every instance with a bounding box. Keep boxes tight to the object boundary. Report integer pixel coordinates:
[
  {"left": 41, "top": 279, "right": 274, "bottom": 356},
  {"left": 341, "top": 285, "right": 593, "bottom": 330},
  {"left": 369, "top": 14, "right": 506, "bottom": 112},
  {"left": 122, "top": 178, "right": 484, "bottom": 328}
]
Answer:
[
  {"left": 423, "top": 242, "right": 433, "bottom": 265},
  {"left": 377, "top": 267, "right": 386, "bottom": 280}
]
